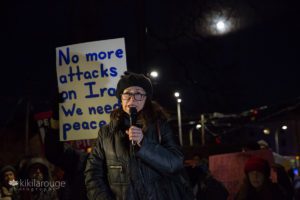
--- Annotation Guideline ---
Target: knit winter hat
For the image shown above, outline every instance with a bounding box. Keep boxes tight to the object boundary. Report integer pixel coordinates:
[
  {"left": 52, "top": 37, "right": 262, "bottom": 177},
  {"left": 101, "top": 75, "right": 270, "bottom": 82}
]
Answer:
[
  {"left": 116, "top": 72, "right": 153, "bottom": 100},
  {"left": 0, "top": 165, "right": 16, "bottom": 174},
  {"left": 244, "top": 156, "right": 270, "bottom": 177},
  {"left": 0, "top": 165, "right": 16, "bottom": 178}
]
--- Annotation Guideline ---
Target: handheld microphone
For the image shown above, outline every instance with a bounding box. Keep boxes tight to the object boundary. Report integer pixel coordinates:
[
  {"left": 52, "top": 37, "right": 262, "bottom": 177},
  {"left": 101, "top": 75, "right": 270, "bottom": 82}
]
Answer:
[{"left": 129, "top": 107, "right": 138, "bottom": 145}]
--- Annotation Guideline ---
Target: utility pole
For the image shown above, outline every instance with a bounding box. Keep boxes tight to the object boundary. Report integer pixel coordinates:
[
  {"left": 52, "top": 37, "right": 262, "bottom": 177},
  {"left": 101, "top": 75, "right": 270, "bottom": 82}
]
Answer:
[
  {"left": 201, "top": 114, "right": 205, "bottom": 146},
  {"left": 275, "top": 128, "right": 279, "bottom": 154},
  {"left": 177, "top": 99, "right": 183, "bottom": 146}
]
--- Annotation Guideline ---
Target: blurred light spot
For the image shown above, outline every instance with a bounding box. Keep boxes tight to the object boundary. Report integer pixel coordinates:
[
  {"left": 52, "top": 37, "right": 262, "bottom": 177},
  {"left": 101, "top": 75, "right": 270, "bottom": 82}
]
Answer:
[
  {"left": 87, "top": 147, "right": 92, "bottom": 153},
  {"left": 150, "top": 71, "right": 158, "bottom": 78},
  {"left": 263, "top": 128, "right": 270, "bottom": 135},
  {"left": 174, "top": 92, "right": 180, "bottom": 98},
  {"left": 216, "top": 20, "right": 226, "bottom": 32}
]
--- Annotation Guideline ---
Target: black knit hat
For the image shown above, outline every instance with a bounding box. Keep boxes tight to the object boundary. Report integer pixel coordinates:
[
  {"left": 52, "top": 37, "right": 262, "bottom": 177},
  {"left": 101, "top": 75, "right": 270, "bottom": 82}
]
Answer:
[
  {"left": 116, "top": 72, "right": 153, "bottom": 100},
  {"left": 0, "top": 165, "right": 16, "bottom": 177}
]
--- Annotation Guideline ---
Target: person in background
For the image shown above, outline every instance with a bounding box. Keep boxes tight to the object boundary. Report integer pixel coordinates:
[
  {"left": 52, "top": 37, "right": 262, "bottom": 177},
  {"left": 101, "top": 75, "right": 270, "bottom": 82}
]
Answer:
[
  {"left": 44, "top": 114, "right": 89, "bottom": 200},
  {"left": 185, "top": 156, "right": 229, "bottom": 200},
  {"left": 271, "top": 163, "right": 294, "bottom": 200},
  {"left": 294, "top": 176, "right": 300, "bottom": 200},
  {"left": 256, "top": 139, "right": 290, "bottom": 168},
  {"left": 20, "top": 157, "right": 58, "bottom": 200},
  {"left": 235, "top": 156, "right": 287, "bottom": 200},
  {"left": 256, "top": 140, "right": 269, "bottom": 150},
  {"left": 16, "top": 156, "right": 34, "bottom": 181},
  {"left": 85, "top": 72, "right": 188, "bottom": 200},
  {"left": 0, "top": 165, "right": 20, "bottom": 200}
]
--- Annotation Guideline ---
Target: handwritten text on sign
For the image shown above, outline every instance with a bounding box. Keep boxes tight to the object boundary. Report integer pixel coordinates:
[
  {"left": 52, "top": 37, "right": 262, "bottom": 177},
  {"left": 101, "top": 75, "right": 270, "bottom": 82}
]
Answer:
[{"left": 56, "top": 38, "right": 127, "bottom": 141}]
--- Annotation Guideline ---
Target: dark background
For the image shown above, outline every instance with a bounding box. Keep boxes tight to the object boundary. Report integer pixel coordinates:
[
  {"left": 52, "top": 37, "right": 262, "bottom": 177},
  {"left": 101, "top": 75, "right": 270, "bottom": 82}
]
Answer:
[{"left": 1, "top": 0, "right": 300, "bottom": 123}]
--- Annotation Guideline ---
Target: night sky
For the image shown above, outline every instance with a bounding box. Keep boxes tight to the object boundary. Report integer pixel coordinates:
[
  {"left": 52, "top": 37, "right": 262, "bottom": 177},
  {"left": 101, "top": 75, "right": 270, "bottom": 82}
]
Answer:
[{"left": 2, "top": 0, "right": 300, "bottom": 123}]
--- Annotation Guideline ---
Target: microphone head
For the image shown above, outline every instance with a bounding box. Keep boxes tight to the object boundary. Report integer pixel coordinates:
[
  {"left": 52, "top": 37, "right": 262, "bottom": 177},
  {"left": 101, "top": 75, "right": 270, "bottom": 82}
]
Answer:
[
  {"left": 129, "top": 107, "right": 137, "bottom": 126},
  {"left": 129, "top": 107, "right": 137, "bottom": 115}
]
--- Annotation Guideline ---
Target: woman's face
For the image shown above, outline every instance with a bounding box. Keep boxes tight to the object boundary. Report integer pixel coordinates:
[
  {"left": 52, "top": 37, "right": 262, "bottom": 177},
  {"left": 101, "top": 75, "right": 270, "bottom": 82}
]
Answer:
[
  {"left": 3, "top": 170, "right": 15, "bottom": 184},
  {"left": 121, "top": 86, "right": 147, "bottom": 114},
  {"left": 29, "top": 164, "right": 44, "bottom": 181},
  {"left": 248, "top": 170, "right": 265, "bottom": 189}
]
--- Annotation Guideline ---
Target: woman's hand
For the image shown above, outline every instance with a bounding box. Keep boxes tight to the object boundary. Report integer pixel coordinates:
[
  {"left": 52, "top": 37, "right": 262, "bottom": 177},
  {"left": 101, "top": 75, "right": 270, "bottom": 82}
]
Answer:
[{"left": 126, "top": 126, "right": 144, "bottom": 146}]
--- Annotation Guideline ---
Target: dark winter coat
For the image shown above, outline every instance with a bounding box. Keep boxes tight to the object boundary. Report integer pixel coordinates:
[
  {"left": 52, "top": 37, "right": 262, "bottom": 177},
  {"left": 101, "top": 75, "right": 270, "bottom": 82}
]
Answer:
[
  {"left": 234, "top": 178, "right": 287, "bottom": 200},
  {"left": 85, "top": 117, "right": 184, "bottom": 200},
  {"left": 45, "top": 129, "right": 88, "bottom": 200},
  {"left": 20, "top": 157, "right": 58, "bottom": 200}
]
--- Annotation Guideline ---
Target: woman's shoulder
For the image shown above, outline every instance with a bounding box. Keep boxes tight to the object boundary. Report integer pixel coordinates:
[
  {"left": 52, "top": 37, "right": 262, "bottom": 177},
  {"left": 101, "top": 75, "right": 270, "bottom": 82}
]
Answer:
[
  {"left": 97, "top": 123, "right": 112, "bottom": 137},
  {"left": 157, "top": 118, "right": 172, "bottom": 129}
]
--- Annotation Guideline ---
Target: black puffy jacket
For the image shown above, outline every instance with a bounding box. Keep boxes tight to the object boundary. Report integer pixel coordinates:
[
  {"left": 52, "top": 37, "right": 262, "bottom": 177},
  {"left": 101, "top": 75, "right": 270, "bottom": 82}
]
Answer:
[{"left": 84, "top": 118, "right": 184, "bottom": 200}]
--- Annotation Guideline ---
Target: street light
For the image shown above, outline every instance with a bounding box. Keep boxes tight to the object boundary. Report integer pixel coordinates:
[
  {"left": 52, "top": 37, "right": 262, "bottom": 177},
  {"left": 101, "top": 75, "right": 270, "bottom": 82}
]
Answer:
[
  {"left": 174, "top": 92, "right": 183, "bottom": 146},
  {"left": 263, "top": 128, "right": 270, "bottom": 135},
  {"left": 189, "top": 124, "right": 202, "bottom": 146},
  {"left": 275, "top": 124, "right": 288, "bottom": 154},
  {"left": 281, "top": 125, "right": 288, "bottom": 130}
]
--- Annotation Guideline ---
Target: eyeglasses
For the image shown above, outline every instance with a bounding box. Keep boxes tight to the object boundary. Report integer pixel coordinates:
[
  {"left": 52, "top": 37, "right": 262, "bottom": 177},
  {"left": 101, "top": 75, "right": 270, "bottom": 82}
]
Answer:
[{"left": 121, "top": 92, "right": 147, "bottom": 101}]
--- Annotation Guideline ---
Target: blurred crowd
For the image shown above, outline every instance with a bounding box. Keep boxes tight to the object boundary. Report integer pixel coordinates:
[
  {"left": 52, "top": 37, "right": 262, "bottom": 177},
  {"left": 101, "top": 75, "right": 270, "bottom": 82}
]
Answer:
[
  {"left": 1, "top": 125, "right": 299, "bottom": 200},
  {"left": 0, "top": 76, "right": 300, "bottom": 200}
]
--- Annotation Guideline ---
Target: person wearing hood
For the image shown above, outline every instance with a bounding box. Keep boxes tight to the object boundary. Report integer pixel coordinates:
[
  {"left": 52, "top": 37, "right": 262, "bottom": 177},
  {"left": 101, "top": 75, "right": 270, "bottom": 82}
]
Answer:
[
  {"left": 20, "top": 157, "right": 58, "bottom": 200},
  {"left": 185, "top": 156, "right": 229, "bottom": 200},
  {"left": 0, "top": 165, "right": 20, "bottom": 200},
  {"left": 85, "top": 72, "right": 189, "bottom": 200}
]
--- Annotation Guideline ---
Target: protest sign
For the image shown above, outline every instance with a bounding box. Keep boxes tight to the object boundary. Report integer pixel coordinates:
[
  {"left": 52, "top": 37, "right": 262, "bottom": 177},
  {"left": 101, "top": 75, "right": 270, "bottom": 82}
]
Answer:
[
  {"left": 209, "top": 149, "right": 274, "bottom": 200},
  {"left": 34, "top": 111, "right": 52, "bottom": 144},
  {"left": 56, "top": 38, "right": 127, "bottom": 141}
]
